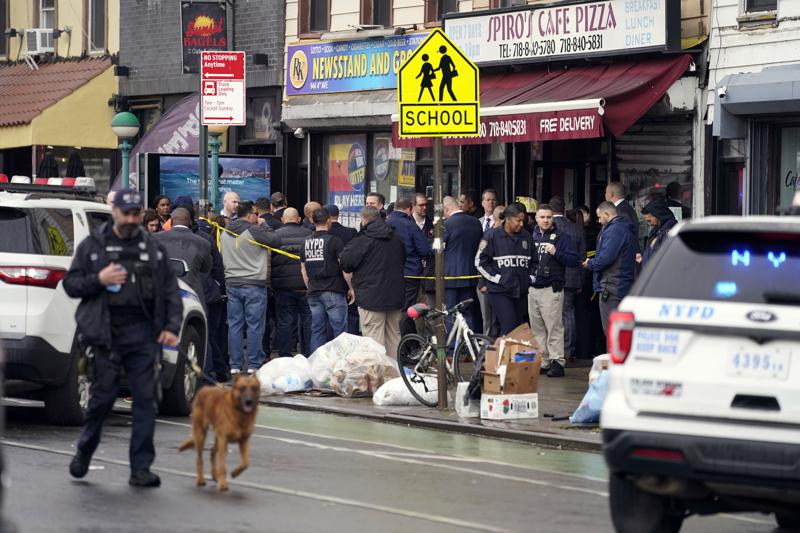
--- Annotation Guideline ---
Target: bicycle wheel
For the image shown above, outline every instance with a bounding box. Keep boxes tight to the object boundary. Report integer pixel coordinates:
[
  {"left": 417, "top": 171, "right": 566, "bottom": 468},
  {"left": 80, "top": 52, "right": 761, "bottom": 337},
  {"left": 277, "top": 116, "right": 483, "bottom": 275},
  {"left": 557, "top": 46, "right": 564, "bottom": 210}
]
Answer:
[
  {"left": 396, "top": 333, "right": 439, "bottom": 408},
  {"left": 454, "top": 334, "right": 493, "bottom": 383}
]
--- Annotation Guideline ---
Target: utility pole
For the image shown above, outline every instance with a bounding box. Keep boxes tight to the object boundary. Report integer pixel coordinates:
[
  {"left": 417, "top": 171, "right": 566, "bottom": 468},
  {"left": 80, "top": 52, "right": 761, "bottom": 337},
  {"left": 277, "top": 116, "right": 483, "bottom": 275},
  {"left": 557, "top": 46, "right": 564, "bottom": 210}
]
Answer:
[
  {"left": 433, "top": 138, "right": 447, "bottom": 409},
  {"left": 199, "top": 125, "right": 208, "bottom": 214}
]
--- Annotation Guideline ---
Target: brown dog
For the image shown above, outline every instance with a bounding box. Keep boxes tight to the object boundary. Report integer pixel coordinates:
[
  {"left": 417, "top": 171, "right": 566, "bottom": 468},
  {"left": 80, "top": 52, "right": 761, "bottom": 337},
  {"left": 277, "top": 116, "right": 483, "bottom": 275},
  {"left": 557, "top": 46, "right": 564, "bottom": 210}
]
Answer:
[{"left": 178, "top": 374, "right": 261, "bottom": 491}]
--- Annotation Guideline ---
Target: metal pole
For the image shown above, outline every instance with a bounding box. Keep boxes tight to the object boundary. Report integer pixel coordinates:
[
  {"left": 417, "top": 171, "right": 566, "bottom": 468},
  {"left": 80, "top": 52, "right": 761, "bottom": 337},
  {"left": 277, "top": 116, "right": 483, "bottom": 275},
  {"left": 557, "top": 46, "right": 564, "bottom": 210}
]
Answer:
[
  {"left": 121, "top": 139, "right": 131, "bottom": 189},
  {"left": 199, "top": 125, "right": 209, "bottom": 214},
  {"left": 433, "top": 137, "right": 447, "bottom": 410},
  {"left": 210, "top": 132, "right": 222, "bottom": 212}
]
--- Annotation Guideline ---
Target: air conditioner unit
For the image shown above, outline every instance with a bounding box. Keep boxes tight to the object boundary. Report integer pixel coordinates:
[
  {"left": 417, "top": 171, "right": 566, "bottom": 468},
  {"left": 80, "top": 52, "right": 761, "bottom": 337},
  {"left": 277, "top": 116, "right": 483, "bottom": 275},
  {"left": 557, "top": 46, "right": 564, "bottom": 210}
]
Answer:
[{"left": 25, "top": 28, "right": 54, "bottom": 55}]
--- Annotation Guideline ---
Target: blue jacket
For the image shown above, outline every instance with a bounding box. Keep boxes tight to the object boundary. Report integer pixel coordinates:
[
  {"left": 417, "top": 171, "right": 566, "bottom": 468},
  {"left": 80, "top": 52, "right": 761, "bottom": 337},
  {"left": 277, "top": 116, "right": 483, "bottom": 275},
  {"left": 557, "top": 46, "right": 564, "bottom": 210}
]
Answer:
[
  {"left": 531, "top": 226, "right": 579, "bottom": 289},
  {"left": 552, "top": 215, "right": 586, "bottom": 289},
  {"left": 386, "top": 210, "right": 432, "bottom": 276},
  {"left": 444, "top": 211, "right": 483, "bottom": 288},
  {"left": 642, "top": 217, "right": 677, "bottom": 268},
  {"left": 588, "top": 216, "right": 638, "bottom": 297},
  {"left": 475, "top": 227, "right": 533, "bottom": 298}
]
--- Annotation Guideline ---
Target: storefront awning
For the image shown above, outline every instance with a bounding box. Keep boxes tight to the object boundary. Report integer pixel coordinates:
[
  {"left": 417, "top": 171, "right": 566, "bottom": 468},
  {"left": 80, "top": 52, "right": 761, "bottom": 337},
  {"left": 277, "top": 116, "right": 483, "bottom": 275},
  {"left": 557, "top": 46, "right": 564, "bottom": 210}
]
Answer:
[
  {"left": 282, "top": 90, "right": 398, "bottom": 129},
  {"left": 0, "top": 56, "right": 118, "bottom": 150},
  {"left": 392, "top": 54, "right": 692, "bottom": 147},
  {"left": 714, "top": 64, "right": 800, "bottom": 139}
]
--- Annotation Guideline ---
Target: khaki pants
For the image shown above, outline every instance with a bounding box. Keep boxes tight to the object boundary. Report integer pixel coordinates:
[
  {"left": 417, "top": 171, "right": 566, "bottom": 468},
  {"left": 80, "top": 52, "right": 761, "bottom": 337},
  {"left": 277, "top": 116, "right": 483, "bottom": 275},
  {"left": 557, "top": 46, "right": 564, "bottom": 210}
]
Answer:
[
  {"left": 528, "top": 287, "right": 565, "bottom": 368},
  {"left": 358, "top": 308, "right": 403, "bottom": 360}
]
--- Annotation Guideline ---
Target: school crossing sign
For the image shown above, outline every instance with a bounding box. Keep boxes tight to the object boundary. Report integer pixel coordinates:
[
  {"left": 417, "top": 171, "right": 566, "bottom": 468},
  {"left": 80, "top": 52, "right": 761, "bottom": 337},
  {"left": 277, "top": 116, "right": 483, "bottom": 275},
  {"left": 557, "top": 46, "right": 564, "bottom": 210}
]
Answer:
[{"left": 398, "top": 29, "right": 479, "bottom": 138}]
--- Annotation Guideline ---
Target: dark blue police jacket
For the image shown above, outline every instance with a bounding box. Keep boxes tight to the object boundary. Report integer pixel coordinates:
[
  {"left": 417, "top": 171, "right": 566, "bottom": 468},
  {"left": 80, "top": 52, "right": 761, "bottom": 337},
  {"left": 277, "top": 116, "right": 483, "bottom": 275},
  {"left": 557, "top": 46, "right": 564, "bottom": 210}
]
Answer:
[
  {"left": 444, "top": 211, "right": 483, "bottom": 288},
  {"left": 386, "top": 210, "right": 431, "bottom": 276}
]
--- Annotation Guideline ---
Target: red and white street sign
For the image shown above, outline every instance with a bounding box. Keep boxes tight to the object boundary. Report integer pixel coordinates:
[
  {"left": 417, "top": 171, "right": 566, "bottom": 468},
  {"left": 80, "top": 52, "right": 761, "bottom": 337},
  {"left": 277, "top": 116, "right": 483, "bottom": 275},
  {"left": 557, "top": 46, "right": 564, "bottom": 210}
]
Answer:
[{"left": 201, "top": 51, "right": 246, "bottom": 126}]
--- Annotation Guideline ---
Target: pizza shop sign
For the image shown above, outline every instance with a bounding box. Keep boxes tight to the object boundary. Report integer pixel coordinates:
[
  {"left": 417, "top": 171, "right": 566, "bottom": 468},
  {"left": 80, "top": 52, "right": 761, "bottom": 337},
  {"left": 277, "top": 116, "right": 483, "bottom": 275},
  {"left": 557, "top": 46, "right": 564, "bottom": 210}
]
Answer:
[{"left": 443, "top": 0, "right": 680, "bottom": 66}]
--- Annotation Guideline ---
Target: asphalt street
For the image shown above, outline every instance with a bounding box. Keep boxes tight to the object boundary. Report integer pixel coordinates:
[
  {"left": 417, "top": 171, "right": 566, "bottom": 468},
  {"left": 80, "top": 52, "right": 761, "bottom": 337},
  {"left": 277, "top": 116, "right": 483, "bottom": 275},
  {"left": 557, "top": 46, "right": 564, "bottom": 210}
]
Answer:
[{"left": 0, "top": 399, "right": 784, "bottom": 533}]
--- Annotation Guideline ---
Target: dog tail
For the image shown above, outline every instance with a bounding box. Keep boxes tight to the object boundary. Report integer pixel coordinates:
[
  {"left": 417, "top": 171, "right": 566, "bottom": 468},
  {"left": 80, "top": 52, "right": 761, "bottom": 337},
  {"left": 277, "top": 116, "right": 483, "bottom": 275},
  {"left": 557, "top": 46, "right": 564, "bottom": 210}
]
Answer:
[{"left": 177, "top": 438, "right": 195, "bottom": 452}]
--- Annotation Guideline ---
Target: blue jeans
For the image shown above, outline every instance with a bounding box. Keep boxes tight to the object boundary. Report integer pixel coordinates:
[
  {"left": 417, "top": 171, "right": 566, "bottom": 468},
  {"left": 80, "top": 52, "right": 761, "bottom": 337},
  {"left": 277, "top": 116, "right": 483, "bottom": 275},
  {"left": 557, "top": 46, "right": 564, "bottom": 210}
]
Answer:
[
  {"left": 227, "top": 285, "right": 267, "bottom": 371},
  {"left": 308, "top": 291, "right": 348, "bottom": 354},
  {"left": 275, "top": 289, "right": 312, "bottom": 357}
]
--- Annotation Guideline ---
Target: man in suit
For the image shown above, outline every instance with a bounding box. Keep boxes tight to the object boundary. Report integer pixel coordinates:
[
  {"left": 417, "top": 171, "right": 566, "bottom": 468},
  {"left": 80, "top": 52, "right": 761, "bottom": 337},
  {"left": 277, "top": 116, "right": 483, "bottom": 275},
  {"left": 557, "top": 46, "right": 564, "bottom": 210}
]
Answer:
[
  {"left": 477, "top": 189, "right": 498, "bottom": 336},
  {"left": 605, "top": 182, "right": 639, "bottom": 240},
  {"left": 325, "top": 204, "right": 358, "bottom": 245},
  {"left": 153, "top": 207, "right": 211, "bottom": 306},
  {"left": 443, "top": 196, "right": 483, "bottom": 333}
]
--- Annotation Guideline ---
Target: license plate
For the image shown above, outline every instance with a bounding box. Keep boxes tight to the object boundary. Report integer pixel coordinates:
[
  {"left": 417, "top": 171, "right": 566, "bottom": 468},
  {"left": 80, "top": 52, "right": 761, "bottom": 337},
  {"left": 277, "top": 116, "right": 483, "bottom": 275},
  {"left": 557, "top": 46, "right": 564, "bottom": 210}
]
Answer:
[{"left": 727, "top": 348, "right": 790, "bottom": 380}]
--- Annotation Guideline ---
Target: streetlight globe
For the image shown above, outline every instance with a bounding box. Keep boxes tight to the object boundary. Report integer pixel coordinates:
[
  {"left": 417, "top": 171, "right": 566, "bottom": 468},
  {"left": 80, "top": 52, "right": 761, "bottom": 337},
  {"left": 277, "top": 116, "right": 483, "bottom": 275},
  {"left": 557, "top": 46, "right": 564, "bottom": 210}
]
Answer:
[{"left": 111, "top": 111, "right": 141, "bottom": 139}]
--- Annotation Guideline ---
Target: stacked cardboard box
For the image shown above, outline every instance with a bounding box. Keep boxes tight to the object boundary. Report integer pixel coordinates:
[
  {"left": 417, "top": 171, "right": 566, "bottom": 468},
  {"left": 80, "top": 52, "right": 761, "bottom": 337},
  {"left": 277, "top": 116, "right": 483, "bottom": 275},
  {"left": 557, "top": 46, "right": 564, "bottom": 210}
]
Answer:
[{"left": 480, "top": 324, "right": 541, "bottom": 420}]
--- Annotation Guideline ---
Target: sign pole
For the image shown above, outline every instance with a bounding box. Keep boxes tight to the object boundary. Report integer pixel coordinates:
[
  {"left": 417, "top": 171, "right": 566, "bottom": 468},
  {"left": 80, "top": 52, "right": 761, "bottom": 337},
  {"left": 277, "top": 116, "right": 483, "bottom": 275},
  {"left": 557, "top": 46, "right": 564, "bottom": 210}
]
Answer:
[
  {"left": 199, "top": 124, "right": 208, "bottom": 214},
  {"left": 433, "top": 137, "right": 447, "bottom": 410}
]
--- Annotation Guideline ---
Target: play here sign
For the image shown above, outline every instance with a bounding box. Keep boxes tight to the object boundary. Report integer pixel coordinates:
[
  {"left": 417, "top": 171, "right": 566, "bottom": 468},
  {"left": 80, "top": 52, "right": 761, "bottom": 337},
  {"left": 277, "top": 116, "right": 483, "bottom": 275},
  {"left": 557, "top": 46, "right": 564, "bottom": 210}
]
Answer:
[{"left": 397, "top": 30, "right": 479, "bottom": 138}]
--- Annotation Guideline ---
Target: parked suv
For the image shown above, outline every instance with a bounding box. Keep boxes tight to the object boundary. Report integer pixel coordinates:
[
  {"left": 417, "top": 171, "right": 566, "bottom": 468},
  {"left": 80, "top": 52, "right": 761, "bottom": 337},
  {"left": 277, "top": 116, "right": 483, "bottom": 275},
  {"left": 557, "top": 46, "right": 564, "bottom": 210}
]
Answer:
[
  {"left": 602, "top": 216, "right": 800, "bottom": 532},
  {"left": 0, "top": 184, "right": 206, "bottom": 425}
]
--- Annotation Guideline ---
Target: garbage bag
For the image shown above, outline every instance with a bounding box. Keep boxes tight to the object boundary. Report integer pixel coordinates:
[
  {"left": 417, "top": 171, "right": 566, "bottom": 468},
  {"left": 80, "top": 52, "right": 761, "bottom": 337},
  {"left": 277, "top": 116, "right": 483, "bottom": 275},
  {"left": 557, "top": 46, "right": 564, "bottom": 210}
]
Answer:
[
  {"left": 331, "top": 350, "right": 400, "bottom": 398},
  {"left": 589, "top": 354, "right": 610, "bottom": 384},
  {"left": 373, "top": 377, "right": 437, "bottom": 406},
  {"left": 256, "top": 354, "right": 313, "bottom": 396},
  {"left": 569, "top": 370, "right": 609, "bottom": 424},
  {"left": 308, "top": 333, "right": 387, "bottom": 389}
]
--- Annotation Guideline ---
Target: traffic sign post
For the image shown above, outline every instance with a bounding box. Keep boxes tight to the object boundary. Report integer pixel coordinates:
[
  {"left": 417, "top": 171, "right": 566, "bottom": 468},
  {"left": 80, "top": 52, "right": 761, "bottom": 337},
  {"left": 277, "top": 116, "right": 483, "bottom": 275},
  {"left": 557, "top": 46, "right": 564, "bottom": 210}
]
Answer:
[{"left": 397, "top": 30, "right": 480, "bottom": 409}]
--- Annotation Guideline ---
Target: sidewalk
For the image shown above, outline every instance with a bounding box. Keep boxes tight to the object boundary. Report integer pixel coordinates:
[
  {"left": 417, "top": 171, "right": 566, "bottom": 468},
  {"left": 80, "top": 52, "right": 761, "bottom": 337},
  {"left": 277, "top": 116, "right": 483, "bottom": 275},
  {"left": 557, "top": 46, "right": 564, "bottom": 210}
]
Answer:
[{"left": 262, "top": 363, "right": 602, "bottom": 452}]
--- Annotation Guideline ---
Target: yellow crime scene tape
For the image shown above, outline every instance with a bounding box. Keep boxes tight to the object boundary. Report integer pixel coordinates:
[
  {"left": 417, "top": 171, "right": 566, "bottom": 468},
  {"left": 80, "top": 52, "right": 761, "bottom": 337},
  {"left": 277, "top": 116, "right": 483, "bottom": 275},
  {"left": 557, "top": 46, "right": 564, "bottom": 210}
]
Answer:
[{"left": 199, "top": 217, "right": 481, "bottom": 280}]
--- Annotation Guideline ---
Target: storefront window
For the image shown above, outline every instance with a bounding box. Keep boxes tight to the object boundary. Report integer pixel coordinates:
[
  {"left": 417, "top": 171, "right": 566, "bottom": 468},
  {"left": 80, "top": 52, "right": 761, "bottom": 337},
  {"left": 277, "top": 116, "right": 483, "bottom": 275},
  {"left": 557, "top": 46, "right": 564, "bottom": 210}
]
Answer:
[
  {"left": 325, "top": 134, "right": 367, "bottom": 229},
  {"left": 244, "top": 96, "right": 279, "bottom": 142},
  {"left": 778, "top": 126, "right": 800, "bottom": 210},
  {"left": 371, "top": 134, "right": 416, "bottom": 206}
]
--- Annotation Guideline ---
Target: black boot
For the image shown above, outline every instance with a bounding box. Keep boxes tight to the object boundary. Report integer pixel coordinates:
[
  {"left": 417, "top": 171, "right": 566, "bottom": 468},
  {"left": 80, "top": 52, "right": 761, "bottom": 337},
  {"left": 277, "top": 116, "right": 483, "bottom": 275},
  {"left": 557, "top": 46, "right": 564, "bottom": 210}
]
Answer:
[
  {"left": 129, "top": 470, "right": 161, "bottom": 487},
  {"left": 69, "top": 449, "right": 91, "bottom": 479},
  {"left": 547, "top": 362, "right": 565, "bottom": 378}
]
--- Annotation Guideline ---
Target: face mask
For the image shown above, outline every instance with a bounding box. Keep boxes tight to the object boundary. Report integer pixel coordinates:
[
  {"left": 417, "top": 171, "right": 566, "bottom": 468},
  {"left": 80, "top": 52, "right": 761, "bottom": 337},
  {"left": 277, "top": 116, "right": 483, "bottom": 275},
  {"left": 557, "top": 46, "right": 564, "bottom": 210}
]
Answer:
[{"left": 116, "top": 223, "right": 140, "bottom": 240}]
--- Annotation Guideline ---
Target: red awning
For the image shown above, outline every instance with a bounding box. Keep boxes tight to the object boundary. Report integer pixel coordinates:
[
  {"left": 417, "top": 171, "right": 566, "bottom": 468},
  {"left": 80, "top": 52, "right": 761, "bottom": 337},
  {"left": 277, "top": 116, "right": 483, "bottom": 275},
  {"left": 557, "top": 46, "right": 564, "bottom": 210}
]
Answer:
[{"left": 392, "top": 54, "right": 692, "bottom": 147}]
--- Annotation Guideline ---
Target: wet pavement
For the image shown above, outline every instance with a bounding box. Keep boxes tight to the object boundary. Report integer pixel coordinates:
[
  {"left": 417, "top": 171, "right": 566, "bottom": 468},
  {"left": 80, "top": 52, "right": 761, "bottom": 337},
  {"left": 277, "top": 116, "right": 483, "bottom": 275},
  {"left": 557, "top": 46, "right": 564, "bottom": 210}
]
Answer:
[{"left": 1, "top": 399, "right": 782, "bottom": 532}]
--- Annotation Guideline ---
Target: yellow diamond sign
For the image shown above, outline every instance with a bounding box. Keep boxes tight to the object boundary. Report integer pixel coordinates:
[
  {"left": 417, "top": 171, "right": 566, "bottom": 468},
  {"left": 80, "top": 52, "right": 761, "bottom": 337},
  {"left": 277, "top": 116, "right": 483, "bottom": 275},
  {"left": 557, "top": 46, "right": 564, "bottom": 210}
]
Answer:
[{"left": 398, "top": 29, "right": 480, "bottom": 138}]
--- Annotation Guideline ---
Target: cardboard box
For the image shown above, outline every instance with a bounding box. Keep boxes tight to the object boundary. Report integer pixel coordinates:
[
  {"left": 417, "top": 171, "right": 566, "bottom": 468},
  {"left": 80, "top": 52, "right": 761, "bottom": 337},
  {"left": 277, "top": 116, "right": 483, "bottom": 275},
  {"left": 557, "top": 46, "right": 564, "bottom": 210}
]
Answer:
[
  {"left": 504, "top": 361, "right": 540, "bottom": 394},
  {"left": 482, "top": 372, "right": 502, "bottom": 394},
  {"left": 486, "top": 324, "right": 543, "bottom": 373},
  {"left": 480, "top": 393, "right": 539, "bottom": 420}
]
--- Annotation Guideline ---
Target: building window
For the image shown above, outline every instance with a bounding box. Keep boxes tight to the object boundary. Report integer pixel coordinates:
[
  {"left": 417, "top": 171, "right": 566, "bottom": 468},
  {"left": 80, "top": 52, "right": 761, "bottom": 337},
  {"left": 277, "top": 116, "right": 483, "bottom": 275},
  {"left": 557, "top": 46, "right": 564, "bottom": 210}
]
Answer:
[
  {"left": 745, "top": 0, "right": 777, "bottom": 12},
  {"left": 492, "top": 0, "right": 526, "bottom": 7},
  {"left": 361, "top": 0, "right": 392, "bottom": 27},
  {"left": 425, "top": 0, "right": 457, "bottom": 24},
  {"left": 299, "top": 0, "right": 329, "bottom": 35},
  {"left": 0, "top": 0, "right": 7, "bottom": 57},
  {"left": 40, "top": 0, "right": 55, "bottom": 29},
  {"left": 89, "top": 0, "right": 106, "bottom": 51}
]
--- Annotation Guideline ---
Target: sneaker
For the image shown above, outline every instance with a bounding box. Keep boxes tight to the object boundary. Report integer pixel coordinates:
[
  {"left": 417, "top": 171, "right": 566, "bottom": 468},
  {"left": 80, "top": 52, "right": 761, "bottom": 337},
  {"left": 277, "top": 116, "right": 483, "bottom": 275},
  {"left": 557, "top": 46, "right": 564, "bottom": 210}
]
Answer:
[
  {"left": 69, "top": 449, "right": 91, "bottom": 479},
  {"left": 129, "top": 470, "right": 161, "bottom": 487},
  {"left": 230, "top": 368, "right": 241, "bottom": 375},
  {"left": 547, "top": 362, "right": 565, "bottom": 378}
]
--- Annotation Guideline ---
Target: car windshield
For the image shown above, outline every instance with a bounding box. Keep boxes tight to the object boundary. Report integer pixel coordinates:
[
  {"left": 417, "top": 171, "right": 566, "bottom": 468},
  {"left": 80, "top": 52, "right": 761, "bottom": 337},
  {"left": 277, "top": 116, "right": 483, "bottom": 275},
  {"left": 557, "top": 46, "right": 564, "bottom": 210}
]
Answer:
[
  {"left": 0, "top": 207, "right": 75, "bottom": 256},
  {"left": 639, "top": 230, "right": 800, "bottom": 305}
]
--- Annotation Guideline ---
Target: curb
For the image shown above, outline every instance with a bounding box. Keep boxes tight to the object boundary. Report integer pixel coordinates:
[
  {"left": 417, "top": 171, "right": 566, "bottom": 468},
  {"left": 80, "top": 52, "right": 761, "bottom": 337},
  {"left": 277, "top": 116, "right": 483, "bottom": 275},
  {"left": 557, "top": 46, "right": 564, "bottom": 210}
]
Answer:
[{"left": 262, "top": 398, "right": 602, "bottom": 453}]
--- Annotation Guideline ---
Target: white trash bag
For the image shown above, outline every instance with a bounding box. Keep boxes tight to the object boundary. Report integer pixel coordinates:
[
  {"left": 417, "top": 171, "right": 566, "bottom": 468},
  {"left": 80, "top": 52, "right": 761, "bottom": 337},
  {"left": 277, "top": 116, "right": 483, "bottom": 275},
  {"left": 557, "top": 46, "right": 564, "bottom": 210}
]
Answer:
[
  {"left": 308, "top": 333, "right": 387, "bottom": 389},
  {"left": 331, "top": 350, "right": 400, "bottom": 398},
  {"left": 373, "top": 376, "right": 439, "bottom": 406},
  {"left": 589, "top": 354, "right": 610, "bottom": 384},
  {"left": 256, "top": 354, "right": 313, "bottom": 396}
]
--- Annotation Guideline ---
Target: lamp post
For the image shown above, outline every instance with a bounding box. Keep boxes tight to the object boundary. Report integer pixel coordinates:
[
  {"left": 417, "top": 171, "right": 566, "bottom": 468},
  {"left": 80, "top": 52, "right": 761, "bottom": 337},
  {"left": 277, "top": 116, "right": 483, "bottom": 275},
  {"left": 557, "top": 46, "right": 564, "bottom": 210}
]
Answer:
[
  {"left": 111, "top": 112, "right": 140, "bottom": 189},
  {"left": 207, "top": 124, "right": 229, "bottom": 212}
]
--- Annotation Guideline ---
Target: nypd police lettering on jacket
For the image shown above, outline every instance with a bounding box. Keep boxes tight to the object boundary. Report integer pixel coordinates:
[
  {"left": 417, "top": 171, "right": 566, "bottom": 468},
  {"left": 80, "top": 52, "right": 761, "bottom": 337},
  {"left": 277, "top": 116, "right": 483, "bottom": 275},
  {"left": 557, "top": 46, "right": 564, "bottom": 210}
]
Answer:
[{"left": 475, "top": 226, "right": 534, "bottom": 298}]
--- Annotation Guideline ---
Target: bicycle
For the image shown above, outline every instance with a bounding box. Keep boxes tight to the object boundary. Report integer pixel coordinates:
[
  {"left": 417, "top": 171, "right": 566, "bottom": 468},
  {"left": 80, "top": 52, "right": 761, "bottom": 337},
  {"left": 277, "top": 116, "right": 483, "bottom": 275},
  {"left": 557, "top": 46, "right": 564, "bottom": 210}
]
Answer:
[{"left": 396, "top": 299, "right": 492, "bottom": 408}]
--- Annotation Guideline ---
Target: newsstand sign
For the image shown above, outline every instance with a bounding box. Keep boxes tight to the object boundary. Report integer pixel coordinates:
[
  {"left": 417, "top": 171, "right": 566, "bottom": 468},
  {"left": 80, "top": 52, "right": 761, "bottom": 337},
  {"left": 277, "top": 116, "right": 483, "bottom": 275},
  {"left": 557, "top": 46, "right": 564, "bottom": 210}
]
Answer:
[{"left": 201, "top": 51, "right": 246, "bottom": 126}]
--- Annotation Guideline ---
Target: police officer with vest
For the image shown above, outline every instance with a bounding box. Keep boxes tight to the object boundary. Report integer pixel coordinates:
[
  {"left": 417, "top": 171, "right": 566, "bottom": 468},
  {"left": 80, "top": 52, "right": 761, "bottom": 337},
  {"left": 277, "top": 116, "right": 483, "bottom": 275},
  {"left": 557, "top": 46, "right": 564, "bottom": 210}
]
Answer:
[
  {"left": 475, "top": 204, "right": 533, "bottom": 336},
  {"left": 63, "top": 188, "right": 182, "bottom": 488},
  {"left": 529, "top": 204, "right": 579, "bottom": 378}
]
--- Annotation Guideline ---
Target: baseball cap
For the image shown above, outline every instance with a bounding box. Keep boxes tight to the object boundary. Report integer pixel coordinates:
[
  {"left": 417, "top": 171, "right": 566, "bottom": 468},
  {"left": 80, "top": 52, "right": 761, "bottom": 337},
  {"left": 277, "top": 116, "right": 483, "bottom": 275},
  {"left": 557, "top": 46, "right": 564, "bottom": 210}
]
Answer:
[
  {"left": 114, "top": 188, "right": 143, "bottom": 213},
  {"left": 323, "top": 203, "right": 339, "bottom": 217}
]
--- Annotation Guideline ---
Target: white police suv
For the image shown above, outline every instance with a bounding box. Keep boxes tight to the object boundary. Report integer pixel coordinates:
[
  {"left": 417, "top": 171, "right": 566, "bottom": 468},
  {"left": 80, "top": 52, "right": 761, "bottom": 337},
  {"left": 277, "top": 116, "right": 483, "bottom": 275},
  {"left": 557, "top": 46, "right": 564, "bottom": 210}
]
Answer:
[
  {"left": 0, "top": 180, "right": 206, "bottom": 425},
  {"left": 602, "top": 216, "right": 800, "bottom": 532}
]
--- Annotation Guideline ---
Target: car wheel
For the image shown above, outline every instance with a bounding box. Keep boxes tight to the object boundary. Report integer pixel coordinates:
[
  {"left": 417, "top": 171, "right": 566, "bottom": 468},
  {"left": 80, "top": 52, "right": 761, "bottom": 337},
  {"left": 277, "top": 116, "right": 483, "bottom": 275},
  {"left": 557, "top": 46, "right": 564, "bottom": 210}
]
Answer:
[
  {"left": 776, "top": 512, "right": 800, "bottom": 530},
  {"left": 609, "top": 474, "right": 684, "bottom": 533},
  {"left": 160, "top": 326, "right": 203, "bottom": 416},
  {"left": 43, "top": 347, "right": 85, "bottom": 426}
]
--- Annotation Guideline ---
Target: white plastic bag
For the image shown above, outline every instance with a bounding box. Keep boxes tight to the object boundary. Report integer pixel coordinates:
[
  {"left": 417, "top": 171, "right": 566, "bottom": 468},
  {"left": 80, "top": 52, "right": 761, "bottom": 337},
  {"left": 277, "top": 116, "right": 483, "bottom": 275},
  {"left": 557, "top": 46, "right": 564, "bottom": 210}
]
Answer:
[
  {"left": 256, "top": 354, "right": 313, "bottom": 396},
  {"left": 309, "top": 333, "right": 387, "bottom": 389},
  {"left": 373, "top": 377, "right": 438, "bottom": 406},
  {"left": 454, "top": 382, "right": 480, "bottom": 418},
  {"left": 589, "top": 354, "right": 610, "bottom": 384},
  {"left": 570, "top": 370, "right": 609, "bottom": 424},
  {"left": 331, "top": 350, "right": 400, "bottom": 398}
]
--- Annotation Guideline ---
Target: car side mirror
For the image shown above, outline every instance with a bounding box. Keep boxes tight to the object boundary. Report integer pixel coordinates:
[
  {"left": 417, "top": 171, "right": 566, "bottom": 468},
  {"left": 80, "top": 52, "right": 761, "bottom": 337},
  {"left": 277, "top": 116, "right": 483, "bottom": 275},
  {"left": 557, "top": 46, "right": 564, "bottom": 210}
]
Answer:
[{"left": 169, "top": 258, "right": 188, "bottom": 277}]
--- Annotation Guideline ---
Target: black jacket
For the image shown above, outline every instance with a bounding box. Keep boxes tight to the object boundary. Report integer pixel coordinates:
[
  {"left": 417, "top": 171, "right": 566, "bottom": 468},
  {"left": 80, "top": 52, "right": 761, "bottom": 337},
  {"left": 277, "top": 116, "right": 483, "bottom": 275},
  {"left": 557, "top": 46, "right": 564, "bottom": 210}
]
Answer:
[
  {"left": 153, "top": 226, "right": 212, "bottom": 306},
  {"left": 615, "top": 199, "right": 640, "bottom": 241},
  {"left": 330, "top": 221, "right": 357, "bottom": 245},
  {"left": 340, "top": 218, "right": 405, "bottom": 311},
  {"left": 386, "top": 210, "right": 431, "bottom": 276},
  {"left": 475, "top": 227, "right": 533, "bottom": 298},
  {"left": 531, "top": 226, "right": 579, "bottom": 289},
  {"left": 444, "top": 211, "right": 483, "bottom": 288},
  {"left": 552, "top": 215, "right": 586, "bottom": 289},
  {"left": 194, "top": 222, "right": 226, "bottom": 303},
  {"left": 63, "top": 223, "right": 183, "bottom": 348},
  {"left": 272, "top": 222, "right": 312, "bottom": 291}
]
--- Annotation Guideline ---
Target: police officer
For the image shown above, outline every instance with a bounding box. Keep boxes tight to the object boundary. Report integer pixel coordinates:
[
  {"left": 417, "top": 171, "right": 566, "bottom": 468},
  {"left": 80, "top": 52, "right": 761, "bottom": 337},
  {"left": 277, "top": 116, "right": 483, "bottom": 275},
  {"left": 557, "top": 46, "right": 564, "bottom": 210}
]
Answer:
[
  {"left": 530, "top": 204, "right": 578, "bottom": 378},
  {"left": 63, "top": 188, "right": 182, "bottom": 488},
  {"left": 475, "top": 204, "right": 533, "bottom": 336}
]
